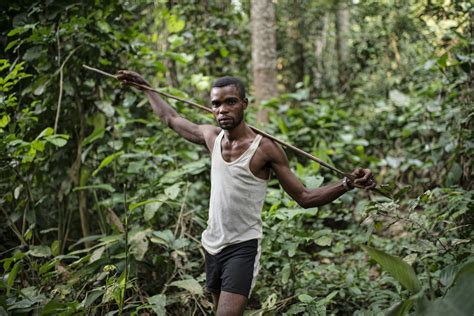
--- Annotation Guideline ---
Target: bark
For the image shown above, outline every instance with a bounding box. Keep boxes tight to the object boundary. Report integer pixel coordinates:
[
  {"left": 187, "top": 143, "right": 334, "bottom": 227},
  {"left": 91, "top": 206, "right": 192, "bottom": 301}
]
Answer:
[
  {"left": 287, "top": 1, "right": 306, "bottom": 85},
  {"left": 335, "top": 0, "right": 350, "bottom": 88},
  {"left": 251, "top": 0, "right": 278, "bottom": 124},
  {"left": 67, "top": 87, "right": 90, "bottom": 248},
  {"left": 313, "top": 13, "right": 330, "bottom": 91}
]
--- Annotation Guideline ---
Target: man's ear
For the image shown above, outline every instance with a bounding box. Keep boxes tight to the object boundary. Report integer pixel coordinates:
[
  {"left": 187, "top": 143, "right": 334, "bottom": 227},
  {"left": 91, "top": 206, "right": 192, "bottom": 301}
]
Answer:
[{"left": 243, "top": 97, "right": 248, "bottom": 110}]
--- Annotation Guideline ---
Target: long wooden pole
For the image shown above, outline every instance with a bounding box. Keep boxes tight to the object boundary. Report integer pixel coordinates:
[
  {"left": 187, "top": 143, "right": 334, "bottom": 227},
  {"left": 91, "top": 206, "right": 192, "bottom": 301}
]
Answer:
[{"left": 82, "top": 65, "right": 389, "bottom": 198}]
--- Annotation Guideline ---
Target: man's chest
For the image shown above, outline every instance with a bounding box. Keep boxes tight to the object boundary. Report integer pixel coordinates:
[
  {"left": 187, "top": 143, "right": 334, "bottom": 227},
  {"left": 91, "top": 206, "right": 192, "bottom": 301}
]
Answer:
[{"left": 220, "top": 141, "right": 269, "bottom": 180}]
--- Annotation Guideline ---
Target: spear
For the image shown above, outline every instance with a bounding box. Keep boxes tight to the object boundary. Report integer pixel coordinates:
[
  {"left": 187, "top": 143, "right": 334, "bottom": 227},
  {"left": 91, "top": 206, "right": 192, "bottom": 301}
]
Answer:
[{"left": 82, "top": 64, "right": 390, "bottom": 198}]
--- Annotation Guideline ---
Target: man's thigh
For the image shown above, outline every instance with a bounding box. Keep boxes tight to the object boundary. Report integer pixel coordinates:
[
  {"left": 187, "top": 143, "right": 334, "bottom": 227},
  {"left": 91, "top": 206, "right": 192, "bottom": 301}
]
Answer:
[
  {"left": 220, "top": 239, "right": 259, "bottom": 297},
  {"left": 217, "top": 291, "right": 247, "bottom": 316},
  {"left": 205, "top": 240, "right": 260, "bottom": 297}
]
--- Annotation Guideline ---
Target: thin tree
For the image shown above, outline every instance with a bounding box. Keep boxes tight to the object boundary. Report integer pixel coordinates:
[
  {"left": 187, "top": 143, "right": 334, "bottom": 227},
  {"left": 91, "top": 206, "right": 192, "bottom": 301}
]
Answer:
[
  {"left": 314, "top": 12, "right": 330, "bottom": 91},
  {"left": 251, "top": 0, "right": 278, "bottom": 124},
  {"left": 335, "top": 0, "right": 350, "bottom": 88}
]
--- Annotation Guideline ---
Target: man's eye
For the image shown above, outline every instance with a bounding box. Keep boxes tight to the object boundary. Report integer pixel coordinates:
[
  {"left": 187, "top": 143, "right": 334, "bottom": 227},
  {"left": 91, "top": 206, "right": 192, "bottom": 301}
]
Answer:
[{"left": 228, "top": 99, "right": 236, "bottom": 105}]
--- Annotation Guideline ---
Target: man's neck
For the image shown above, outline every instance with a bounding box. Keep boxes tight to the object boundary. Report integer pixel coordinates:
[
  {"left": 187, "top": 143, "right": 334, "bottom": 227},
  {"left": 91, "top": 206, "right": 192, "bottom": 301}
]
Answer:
[{"left": 223, "top": 121, "right": 253, "bottom": 142}]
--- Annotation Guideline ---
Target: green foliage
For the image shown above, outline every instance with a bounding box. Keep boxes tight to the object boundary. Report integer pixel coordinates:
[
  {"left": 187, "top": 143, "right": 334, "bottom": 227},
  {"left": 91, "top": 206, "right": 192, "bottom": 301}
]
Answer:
[
  {"left": 1, "top": 0, "right": 472, "bottom": 315},
  {"left": 361, "top": 245, "right": 421, "bottom": 293},
  {"left": 361, "top": 247, "right": 474, "bottom": 316}
]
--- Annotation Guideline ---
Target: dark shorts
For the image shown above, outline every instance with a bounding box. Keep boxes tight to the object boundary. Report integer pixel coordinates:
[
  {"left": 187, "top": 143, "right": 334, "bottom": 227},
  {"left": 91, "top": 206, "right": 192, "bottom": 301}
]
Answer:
[{"left": 204, "top": 239, "right": 260, "bottom": 298}]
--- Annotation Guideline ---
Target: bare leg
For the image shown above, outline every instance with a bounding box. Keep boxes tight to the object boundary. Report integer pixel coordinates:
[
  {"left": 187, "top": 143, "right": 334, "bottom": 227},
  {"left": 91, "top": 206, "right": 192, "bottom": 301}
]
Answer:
[
  {"left": 211, "top": 292, "right": 220, "bottom": 310},
  {"left": 216, "top": 291, "right": 247, "bottom": 316}
]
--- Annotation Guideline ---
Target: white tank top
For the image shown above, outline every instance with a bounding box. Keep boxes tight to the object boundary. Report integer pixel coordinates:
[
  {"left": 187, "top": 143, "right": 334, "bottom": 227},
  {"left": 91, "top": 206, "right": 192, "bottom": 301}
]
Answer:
[{"left": 201, "top": 130, "right": 268, "bottom": 255}]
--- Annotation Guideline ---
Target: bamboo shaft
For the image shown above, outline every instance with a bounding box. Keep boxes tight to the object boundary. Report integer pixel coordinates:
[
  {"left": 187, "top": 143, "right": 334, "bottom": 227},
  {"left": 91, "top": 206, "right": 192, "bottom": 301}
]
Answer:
[{"left": 82, "top": 64, "right": 390, "bottom": 198}]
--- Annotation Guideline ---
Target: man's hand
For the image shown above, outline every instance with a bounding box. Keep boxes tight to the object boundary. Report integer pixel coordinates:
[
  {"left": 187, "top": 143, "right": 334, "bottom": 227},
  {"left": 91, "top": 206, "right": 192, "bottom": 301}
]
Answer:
[
  {"left": 116, "top": 70, "right": 151, "bottom": 90},
  {"left": 348, "top": 168, "right": 376, "bottom": 190}
]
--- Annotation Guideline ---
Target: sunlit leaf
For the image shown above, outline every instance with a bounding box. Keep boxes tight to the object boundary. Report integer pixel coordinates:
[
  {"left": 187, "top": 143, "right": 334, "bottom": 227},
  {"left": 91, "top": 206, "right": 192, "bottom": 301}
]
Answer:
[
  {"left": 164, "top": 182, "right": 182, "bottom": 200},
  {"left": 28, "top": 245, "right": 52, "bottom": 258},
  {"left": 170, "top": 278, "right": 203, "bottom": 295},
  {"left": 166, "top": 15, "right": 185, "bottom": 33},
  {"left": 73, "top": 184, "right": 115, "bottom": 193},
  {"left": 389, "top": 89, "right": 409, "bottom": 107},
  {"left": 144, "top": 201, "right": 163, "bottom": 221},
  {"left": 129, "top": 198, "right": 169, "bottom": 211},
  {"left": 0, "top": 115, "right": 10, "bottom": 128},
  {"left": 315, "top": 236, "right": 332, "bottom": 247},
  {"left": 90, "top": 246, "right": 105, "bottom": 263},
  {"left": 82, "top": 128, "right": 105, "bottom": 146},
  {"left": 129, "top": 230, "right": 149, "bottom": 261},
  {"left": 298, "top": 294, "right": 313, "bottom": 303},
  {"left": 148, "top": 294, "right": 166, "bottom": 315},
  {"left": 45, "top": 135, "right": 69, "bottom": 147},
  {"left": 92, "top": 151, "right": 124, "bottom": 176},
  {"left": 95, "top": 100, "right": 115, "bottom": 117},
  {"left": 37, "top": 127, "right": 54, "bottom": 138}
]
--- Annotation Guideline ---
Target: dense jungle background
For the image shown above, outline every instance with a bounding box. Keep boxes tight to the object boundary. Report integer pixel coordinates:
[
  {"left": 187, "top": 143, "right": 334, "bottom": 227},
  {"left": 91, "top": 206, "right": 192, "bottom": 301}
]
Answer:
[{"left": 0, "top": 0, "right": 473, "bottom": 315}]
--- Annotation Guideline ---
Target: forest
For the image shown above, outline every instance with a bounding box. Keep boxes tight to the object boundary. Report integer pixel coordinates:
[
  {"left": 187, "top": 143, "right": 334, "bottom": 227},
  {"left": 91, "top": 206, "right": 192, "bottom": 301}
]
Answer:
[{"left": 0, "top": 0, "right": 472, "bottom": 315}]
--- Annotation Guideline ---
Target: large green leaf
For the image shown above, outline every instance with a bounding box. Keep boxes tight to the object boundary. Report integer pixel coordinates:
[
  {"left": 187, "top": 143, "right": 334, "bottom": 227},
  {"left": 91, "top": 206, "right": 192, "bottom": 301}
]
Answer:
[
  {"left": 28, "top": 245, "right": 52, "bottom": 258},
  {"left": 7, "top": 261, "right": 21, "bottom": 295},
  {"left": 45, "top": 135, "right": 69, "bottom": 147},
  {"left": 82, "top": 289, "right": 105, "bottom": 308},
  {"left": 82, "top": 128, "right": 105, "bottom": 146},
  {"left": 92, "top": 151, "right": 124, "bottom": 176},
  {"left": 0, "top": 114, "right": 10, "bottom": 128},
  {"left": 73, "top": 184, "right": 115, "bottom": 193},
  {"left": 385, "top": 299, "right": 415, "bottom": 316},
  {"left": 415, "top": 261, "right": 474, "bottom": 316},
  {"left": 170, "top": 278, "right": 203, "bottom": 296},
  {"left": 129, "top": 198, "right": 170, "bottom": 211},
  {"left": 129, "top": 230, "right": 149, "bottom": 261},
  {"left": 164, "top": 182, "right": 182, "bottom": 200},
  {"left": 147, "top": 294, "right": 166, "bottom": 315},
  {"left": 361, "top": 245, "right": 421, "bottom": 293},
  {"left": 165, "top": 15, "right": 185, "bottom": 33}
]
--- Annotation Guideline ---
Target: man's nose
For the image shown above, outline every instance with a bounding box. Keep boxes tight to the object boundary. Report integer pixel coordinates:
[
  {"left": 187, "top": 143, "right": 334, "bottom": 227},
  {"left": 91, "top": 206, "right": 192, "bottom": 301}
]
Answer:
[{"left": 219, "top": 104, "right": 230, "bottom": 114}]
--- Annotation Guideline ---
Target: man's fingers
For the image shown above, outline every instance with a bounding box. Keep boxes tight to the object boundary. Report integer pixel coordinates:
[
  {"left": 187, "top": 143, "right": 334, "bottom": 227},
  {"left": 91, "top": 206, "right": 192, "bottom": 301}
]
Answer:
[
  {"left": 353, "top": 181, "right": 376, "bottom": 190},
  {"left": 349, "top": 167, "right": 377, "bottom": 190},
  {"left": 354, "top": 176, "right": 369, "bottom": 185}
]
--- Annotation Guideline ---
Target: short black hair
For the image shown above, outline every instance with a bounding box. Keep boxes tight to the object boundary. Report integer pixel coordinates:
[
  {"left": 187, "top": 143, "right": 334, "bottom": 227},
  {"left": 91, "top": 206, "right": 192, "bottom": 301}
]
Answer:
[{"left": 211, "top": 76, "right": 246, "bottom": 99}]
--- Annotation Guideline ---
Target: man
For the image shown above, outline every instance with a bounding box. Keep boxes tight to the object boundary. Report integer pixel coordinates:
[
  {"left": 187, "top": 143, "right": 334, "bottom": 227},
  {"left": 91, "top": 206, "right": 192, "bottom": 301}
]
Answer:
[{"left": 117, "top": 71, "right": 376, "bottom": 316}]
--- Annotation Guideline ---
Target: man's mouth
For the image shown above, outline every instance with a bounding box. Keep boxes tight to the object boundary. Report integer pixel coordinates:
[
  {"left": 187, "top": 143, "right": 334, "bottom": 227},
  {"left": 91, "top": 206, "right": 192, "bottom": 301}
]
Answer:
[{"left": 218, "top": 117, "right": 232, "bottom": 123}]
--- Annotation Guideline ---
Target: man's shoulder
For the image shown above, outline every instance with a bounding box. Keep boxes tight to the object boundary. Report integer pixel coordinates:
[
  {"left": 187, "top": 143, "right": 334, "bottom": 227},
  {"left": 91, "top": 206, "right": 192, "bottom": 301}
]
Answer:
[
  {"left": 200, "top": 125, "right": 221, "bottom": 151},
  {"left": 200, "top": 125, "right": 220, "bottom": 138},
  {"left": 258, "top": 136, "right": 275, "bottom": 149},
  {"left": 258, "top": 136, "right": 284, "bottom": 160}
]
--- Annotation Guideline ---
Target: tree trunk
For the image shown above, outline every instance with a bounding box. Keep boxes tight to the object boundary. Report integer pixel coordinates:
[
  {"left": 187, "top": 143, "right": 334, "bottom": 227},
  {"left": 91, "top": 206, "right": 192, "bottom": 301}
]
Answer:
[
  {"left": 251, "top": 0, "right": 278, "bottom": 124},
  {"left": 287, "top": 1, "right": 306, "bottom": 86},
  {"left": 67, "top": 88, "right": 91, "bottom": 248},
  {"left": 335, "top": 0, "right": 350, "bottom": 88},
  {"left": 314, "top": 13, "right": 330, "bottom": 91}
]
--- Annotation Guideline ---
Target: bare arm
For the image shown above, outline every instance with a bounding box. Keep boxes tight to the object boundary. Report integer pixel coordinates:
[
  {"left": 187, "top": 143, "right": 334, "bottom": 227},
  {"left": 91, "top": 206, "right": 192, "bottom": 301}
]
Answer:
[
  {"left": 266, "top": 141, "right": 375, "bottom": 209},
  {"left": 143, "top": 89, "right": 211, "bottom": 145},
  {"left": 117, "top": 70, "right": 217, "bottom": 146}
]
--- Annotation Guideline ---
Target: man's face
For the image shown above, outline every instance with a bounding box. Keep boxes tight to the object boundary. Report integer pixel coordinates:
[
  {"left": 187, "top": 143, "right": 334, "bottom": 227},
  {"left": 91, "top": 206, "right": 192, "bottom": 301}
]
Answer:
[{"left": 210, "top": 85, "right": 248, "bottom": 130}]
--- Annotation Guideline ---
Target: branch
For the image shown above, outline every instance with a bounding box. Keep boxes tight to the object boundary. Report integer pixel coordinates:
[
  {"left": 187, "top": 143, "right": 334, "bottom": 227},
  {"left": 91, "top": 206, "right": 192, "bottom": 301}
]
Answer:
[{"left": 53, "top": 26, "right": 81, "bottom": 133}]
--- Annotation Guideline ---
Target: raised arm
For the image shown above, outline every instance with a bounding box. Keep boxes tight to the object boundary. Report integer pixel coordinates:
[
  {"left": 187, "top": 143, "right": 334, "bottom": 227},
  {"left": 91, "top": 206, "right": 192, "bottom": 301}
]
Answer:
[
  {"left": 265, "top": 140, "right": 375, "bottom": 209},
  {"left": 117, "top": 70, "right": 218, "bottom": 147}
]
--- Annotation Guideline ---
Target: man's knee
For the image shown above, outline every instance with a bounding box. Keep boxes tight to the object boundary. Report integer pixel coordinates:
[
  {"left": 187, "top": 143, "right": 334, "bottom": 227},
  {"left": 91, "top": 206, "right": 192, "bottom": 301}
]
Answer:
[{"left": 217, "top": 291, "right": 247, "bottom": 316}]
